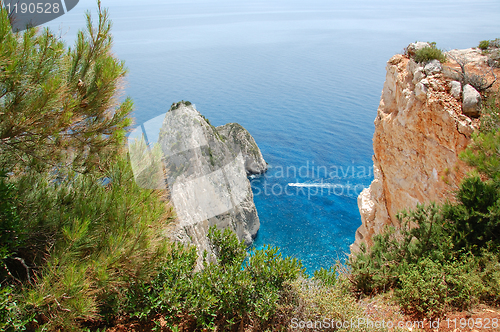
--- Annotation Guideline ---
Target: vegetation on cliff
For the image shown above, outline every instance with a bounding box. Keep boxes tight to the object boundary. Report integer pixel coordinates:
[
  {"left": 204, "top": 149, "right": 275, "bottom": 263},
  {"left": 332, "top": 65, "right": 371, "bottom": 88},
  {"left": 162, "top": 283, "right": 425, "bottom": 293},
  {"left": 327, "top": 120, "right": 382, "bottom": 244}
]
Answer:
[
  {"left": 412, "top": 42, "right": 447, "bottom": 64},
  {"left": 350, "top": 90, "right": 500, "bottom": 318}
]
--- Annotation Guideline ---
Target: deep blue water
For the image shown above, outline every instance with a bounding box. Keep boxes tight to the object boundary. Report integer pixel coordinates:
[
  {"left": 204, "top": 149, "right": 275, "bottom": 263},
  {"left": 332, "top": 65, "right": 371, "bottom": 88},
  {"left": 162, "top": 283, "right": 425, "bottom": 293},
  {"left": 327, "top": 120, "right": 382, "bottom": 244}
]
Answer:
[{"left": 46, "top": 0, "right": 500, "bottom": 272}]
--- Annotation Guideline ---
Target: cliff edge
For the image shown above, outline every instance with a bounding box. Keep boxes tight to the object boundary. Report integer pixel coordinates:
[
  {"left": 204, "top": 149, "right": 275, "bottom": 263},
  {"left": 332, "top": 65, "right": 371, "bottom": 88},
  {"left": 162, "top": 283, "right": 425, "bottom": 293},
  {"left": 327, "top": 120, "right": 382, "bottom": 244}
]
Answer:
[{"left": 350, "top": 45, "right": 493, "bottom": 252}]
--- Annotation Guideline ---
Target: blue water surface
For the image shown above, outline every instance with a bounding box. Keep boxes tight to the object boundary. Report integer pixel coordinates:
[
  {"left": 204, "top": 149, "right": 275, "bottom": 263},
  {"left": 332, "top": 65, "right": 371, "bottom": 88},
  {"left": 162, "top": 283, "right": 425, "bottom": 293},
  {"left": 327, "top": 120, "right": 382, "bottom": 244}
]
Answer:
[{"left": 45, "top": 0, "right": 500, "bottom": 272}]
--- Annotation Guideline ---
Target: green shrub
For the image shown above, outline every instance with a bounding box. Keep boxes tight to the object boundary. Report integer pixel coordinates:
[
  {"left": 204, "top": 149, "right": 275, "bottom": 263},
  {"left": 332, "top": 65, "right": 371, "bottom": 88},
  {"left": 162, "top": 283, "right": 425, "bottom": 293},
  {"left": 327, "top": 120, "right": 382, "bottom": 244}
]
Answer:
[
  {"left": 126, "top": 227, "right": 306, "bottom": 331},
  {"left": 414, "top": 44, "right": 447, "bottom": 63},
  {"left": 194, "top": 230, "right": 305, "bottom": 330},
  {"left": 479, "top": 40, "right": 490, "bottom": 50},
  {"left": 0, "top": 286, "right": 33, "bottom": 332},
  {"left": 349, "top": 203, "right": 453, "bottom": 295},
  {"left": 479, "top": 91, "right": 500, "bottom": 133},
  {"left": 124, "top": 243, "right": 198, "bottom": 328},
  {"left": 488, "top": 49, "right": 500, "bottom": 68},
  {"left": 349, "top": 198, "right": 497, "bottom": 315},
  {"left": 10, "top": 154, "right": 173, "bottom": 330},
  {"left": 477, "top": 39, "right": 500, "bottom": 66},
  {"left": 489, "top": 38, "right": 500, "bottom": 48},
  {"left": 169, "top": 100, "right": 191, "bottom": 110},
  {"left": 476, "top": 251, "right": 500, "bottom": 304},
  {"left": 442, "top": 176, "right": 500, "bottom": 255},
  {"left": 397, "top": 258, "right": 481, "bottom": 318},
  {"left": 460, "top": 131, "right": 500, "bottom": 183},
  {"left": 312, "top": 266, "right": 337, "bottom": 286},
  {"left": 208, "top": 226, "right": 246, "bottom": 267}
]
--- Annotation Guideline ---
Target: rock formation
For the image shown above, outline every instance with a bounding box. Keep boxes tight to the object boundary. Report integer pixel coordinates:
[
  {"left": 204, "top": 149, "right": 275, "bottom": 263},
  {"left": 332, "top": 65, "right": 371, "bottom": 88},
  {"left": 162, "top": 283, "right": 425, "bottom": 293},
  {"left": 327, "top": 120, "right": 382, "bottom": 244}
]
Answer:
[
  {"left": 351, "top": 45, "right": 486, "bottom": 252},
  {"left": 158, "top": 102, "right": 266, "bottom": 266},
  {"left": 217, "top": 122, "right": 268, "bottom": 176},
  {"left": 128, "top": 102, "right": 266, "bottom": 267}
]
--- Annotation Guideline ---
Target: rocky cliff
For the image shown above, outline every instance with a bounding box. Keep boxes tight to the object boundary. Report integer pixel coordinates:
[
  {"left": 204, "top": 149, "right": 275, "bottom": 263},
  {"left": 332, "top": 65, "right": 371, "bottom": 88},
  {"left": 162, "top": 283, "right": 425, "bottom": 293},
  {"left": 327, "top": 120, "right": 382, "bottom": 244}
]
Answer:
[
  {"left": 350, "top": 45, "right": 491, "bottom": 252},
  {"left": 156, "top": 102, "right": 267, "bottom": 266}
]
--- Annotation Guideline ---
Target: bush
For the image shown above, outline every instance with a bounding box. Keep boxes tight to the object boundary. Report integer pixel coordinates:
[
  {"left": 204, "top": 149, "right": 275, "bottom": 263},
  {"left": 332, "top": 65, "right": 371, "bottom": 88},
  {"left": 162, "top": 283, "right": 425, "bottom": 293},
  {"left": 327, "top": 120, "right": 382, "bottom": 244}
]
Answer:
[
  {"left": 125, "top": 227, "right": 306, "bottom": 331},
  {"left": 442, "top": 176, "right": 500, "bottom": 255},
  {"left": 0, "top": 286, "right": 33, "bottom": 332},
  {"left": 488, "top": 49, "right": 500, "bottom": 68},
  {"left": 397, "top": 258, "right": 481, "bottom": 318},
  {"left": 169, "top": 100, "right": 191, "bottom": 111},
  {"left": 476, "top": 251, "right": 500, "bottom": 304},
  {"left": 460, "top": 133, "right": 500, "bottom": 183},
  {"left": 8, "top": 154, "right": 173, "bottom": 330},
  {"left": 414, "top": 44, "right": 446, "bottom": 63},
  {"left": 479, "top": 90, "right": 500, "bottom": 133},
  {"left": 479, "top": 40, "right": 490, "bottom": 50},
  {"left": 476, "top": 38, "right": 500, "bottom": 66},
  {"left": 349, "top": 203, "right": 453, "bottom": 295},
  {"left": 489, "top": 38, "right": 500, "bottom": 49},
  {"left": 191, "top": 229, "right": 305, "bottom": 330},
  {"left": 349, "top": 195, "right": 499, "bottom": 315},
  {"left": 124, "top": 243, "right": 198, "bottom": 329},
  {"left": 312, "top": 266, "right": 337, "bottom": 287}
]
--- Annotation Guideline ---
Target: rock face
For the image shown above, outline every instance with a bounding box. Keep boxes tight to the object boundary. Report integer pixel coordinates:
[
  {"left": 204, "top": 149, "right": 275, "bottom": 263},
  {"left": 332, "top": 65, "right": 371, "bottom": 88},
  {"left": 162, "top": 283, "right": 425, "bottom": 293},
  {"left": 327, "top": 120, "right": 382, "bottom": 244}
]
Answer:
[
  {"left": 217, "top": 123, "right": 268, "bottom": 175},
  {"left": 351, "top": 52, "right": 477, "bottom": 253},
  {"left": 156, "top": 102, "right": 266, "bottom": 266}
]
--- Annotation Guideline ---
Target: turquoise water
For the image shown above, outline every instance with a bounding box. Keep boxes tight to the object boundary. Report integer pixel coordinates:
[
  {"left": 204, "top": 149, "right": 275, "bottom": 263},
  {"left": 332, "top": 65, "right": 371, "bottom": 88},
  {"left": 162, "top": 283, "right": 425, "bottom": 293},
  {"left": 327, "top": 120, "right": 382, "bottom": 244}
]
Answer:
[{"left": 46, "top": 0, "right": 500, "bottom": 271}]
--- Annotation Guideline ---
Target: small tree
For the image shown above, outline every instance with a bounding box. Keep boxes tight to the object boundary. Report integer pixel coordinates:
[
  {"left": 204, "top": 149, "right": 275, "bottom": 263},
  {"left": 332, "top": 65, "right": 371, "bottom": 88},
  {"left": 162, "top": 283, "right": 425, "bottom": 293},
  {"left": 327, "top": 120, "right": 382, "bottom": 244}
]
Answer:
[{"left": 0, "top": 1, "right": 133, "bottom": 173}]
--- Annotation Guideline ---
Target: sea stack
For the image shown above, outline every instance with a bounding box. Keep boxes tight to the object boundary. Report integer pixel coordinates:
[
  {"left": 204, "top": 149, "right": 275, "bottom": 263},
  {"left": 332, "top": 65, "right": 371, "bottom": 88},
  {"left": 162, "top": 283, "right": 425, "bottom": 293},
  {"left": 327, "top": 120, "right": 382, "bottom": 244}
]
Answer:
[{"left": 157, "top": 102, "right": 267, "bottom": 266}]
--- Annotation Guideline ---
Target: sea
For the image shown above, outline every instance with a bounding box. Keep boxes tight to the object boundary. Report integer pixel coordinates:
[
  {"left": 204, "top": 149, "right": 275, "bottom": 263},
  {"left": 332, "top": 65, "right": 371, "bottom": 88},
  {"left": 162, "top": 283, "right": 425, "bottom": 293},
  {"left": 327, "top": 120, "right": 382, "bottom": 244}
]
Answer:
[{"left": 44, "top": 0, "right": 500, "bottom": 272}]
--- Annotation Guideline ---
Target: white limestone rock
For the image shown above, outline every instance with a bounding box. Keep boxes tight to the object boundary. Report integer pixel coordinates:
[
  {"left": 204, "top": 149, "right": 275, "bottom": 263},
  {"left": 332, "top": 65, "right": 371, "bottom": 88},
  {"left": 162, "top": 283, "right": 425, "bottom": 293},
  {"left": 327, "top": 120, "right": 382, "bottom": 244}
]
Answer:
[
  {"left": 424, "top": 59, "right": 442, "bottom": 75},
  {"left": 449, "top": 80, "right": 461, "bottom": 100},
  {"left": 157, "top": 103, "right": 266, "bottom": 267},
  {"left": 462, "top": 84, "right": 482, "bottom": 118},
  {"left": 406, "top": 41, "right": 431, "bottom": 57}
]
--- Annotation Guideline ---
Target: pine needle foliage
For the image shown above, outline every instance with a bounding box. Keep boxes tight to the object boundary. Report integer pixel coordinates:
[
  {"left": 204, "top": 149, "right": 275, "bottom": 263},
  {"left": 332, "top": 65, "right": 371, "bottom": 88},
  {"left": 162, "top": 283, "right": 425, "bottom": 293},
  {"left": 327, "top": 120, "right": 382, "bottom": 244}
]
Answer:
[
  {"left": 413, "top": 42, "right": 446, "bottom": 63},
  {"left": 0, "top": 2, "right": 133, "bottom": 173},
  {"left": 4, "top": 155, "right": 174, "bottom": 330}
]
